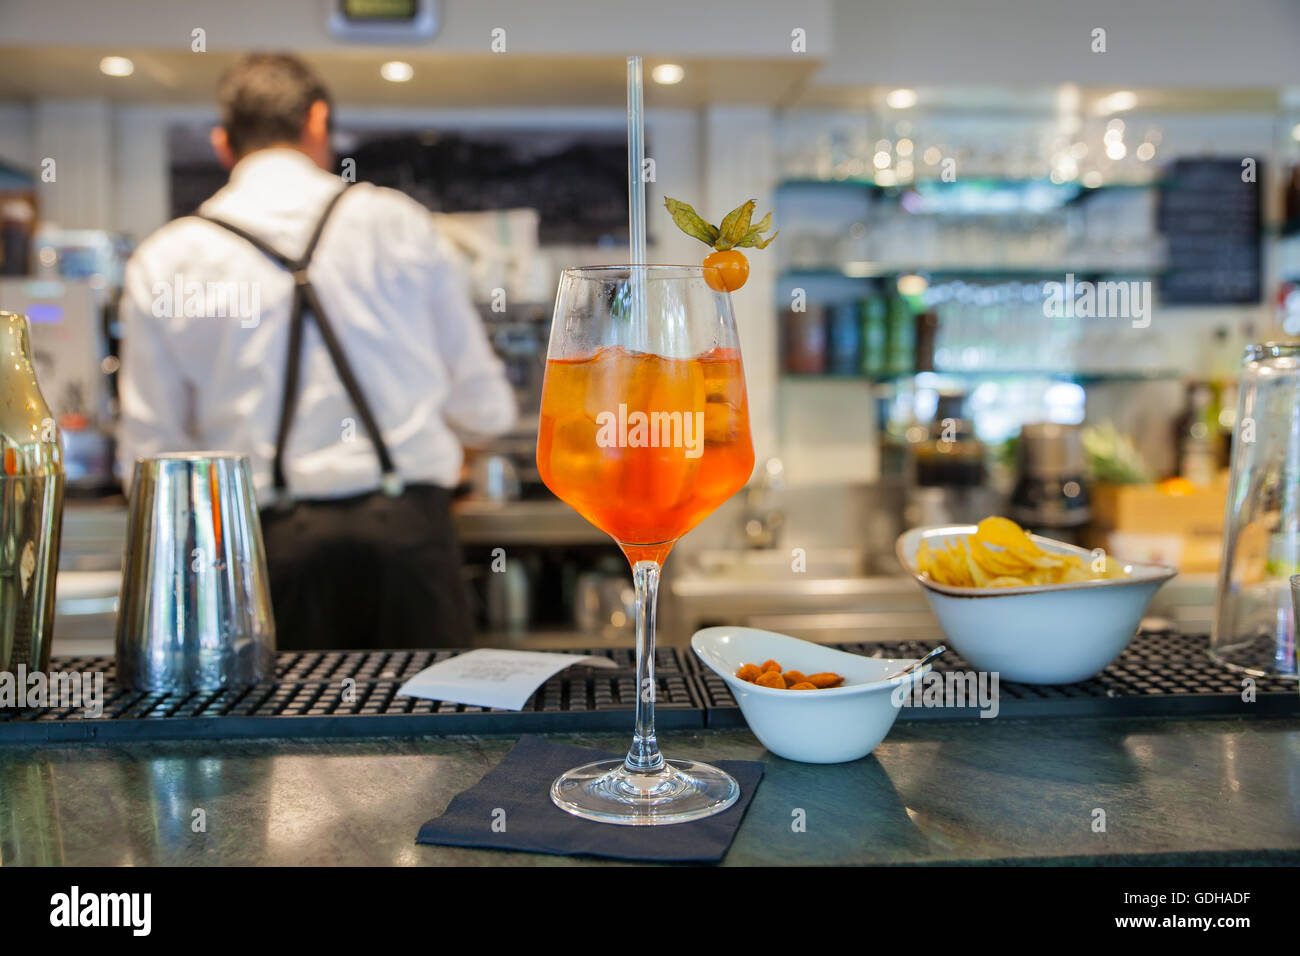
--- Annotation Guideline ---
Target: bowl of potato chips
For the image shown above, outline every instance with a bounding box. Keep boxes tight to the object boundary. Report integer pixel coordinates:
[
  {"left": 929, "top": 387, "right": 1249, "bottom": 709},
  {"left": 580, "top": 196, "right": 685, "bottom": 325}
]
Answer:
[{"left": 896, "top": 517, "right": 1176, "bottom": 684}]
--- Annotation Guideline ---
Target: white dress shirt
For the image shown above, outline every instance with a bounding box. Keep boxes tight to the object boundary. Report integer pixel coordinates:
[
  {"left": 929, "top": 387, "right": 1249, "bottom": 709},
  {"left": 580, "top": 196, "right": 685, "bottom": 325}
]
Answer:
[{"left": 118, "top": 148, "right": 516, "bottom": 501}]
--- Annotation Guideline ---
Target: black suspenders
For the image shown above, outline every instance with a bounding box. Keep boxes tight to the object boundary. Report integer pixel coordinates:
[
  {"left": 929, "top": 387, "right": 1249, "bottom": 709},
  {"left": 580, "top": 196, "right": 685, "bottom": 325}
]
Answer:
[{"left": 195, "top": 186, "right": 403, "bottom": 504}]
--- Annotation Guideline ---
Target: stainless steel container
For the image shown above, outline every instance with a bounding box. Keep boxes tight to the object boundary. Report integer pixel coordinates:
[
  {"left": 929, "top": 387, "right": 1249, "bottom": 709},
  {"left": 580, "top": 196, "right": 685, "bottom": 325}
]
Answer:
[
  {"left": 115, "top": 452, "right": 275, "bottom": 692},
  {"left": 0, "top": 311, "right": 64, "bottom": 677}
]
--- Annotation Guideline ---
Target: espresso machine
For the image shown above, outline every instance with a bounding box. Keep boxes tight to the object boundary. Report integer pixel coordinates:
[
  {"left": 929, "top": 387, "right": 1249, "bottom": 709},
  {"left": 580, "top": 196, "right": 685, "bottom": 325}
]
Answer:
[{"left": 0, "top": 273, "right": 119, "bottom": 494}]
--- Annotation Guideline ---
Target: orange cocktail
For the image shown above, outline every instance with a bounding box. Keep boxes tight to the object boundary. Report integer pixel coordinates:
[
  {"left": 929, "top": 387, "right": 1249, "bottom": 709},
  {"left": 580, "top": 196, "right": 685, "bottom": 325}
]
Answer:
[{"left": 537, "top": 344, "right": 754, "bottom": 564}]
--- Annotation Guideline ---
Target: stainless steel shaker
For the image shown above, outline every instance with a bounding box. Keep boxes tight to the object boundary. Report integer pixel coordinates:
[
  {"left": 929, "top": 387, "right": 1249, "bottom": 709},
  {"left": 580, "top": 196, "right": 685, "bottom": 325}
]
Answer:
[
  {"left": 115, "top": 453, "right": 275, "bottom": 692},
  {"left": 0, "top": 311, "right": 65, "bottom": 677}
]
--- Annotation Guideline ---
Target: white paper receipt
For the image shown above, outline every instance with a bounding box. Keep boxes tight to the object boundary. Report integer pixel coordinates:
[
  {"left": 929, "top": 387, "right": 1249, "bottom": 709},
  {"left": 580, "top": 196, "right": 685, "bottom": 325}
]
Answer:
[{"left": 396, "top": 648, "right": 619, "bottom": 711}]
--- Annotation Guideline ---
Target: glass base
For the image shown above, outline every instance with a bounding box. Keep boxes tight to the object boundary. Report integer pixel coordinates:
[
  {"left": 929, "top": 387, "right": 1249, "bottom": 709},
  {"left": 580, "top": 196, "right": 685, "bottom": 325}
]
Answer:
[
  {"left": 1209, "top": 642, "right": 1298, "bottom": 680},
  {"left": 550, "top": 758, "right": 740, "bottom": 826}
]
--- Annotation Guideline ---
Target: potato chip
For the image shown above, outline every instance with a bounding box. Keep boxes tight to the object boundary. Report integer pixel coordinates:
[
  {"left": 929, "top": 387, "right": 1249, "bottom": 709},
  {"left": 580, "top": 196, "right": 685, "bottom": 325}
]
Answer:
[
  {"left": 975, "top": 516, "right": 1035, "bottom": 551},
  {"left": 913, "top": 515, "right": 1130, "bottom": 590}
]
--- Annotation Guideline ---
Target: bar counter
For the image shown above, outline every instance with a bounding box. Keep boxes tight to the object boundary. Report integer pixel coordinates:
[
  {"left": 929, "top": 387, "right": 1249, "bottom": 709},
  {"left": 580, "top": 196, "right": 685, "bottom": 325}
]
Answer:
[{"left": 3, "top": 716, "right": 1298, "bottom": 865}]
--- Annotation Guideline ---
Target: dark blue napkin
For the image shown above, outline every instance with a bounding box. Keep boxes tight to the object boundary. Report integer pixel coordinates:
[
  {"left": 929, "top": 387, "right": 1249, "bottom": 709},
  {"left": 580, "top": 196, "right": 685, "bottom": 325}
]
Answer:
[{"left": 417, "top": 735, "right": 762, "bottom": 862}]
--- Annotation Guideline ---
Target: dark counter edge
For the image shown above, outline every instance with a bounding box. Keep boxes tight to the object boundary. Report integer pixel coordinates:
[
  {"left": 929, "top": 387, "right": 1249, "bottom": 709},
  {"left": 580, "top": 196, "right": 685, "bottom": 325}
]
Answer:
[{"left": 3, "top": 692, "right": 1297, "bottom": 744}]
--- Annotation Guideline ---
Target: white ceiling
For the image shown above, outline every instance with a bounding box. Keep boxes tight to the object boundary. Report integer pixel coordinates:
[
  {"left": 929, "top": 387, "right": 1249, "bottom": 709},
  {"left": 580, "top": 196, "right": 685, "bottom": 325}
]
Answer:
[{"left": 0, "top": 48, "right": 821, "bottom": 108}]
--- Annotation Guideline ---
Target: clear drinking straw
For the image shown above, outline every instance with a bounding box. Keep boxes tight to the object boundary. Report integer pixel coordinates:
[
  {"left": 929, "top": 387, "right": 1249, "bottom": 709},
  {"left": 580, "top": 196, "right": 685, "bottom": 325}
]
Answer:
[{"left": 626, "top": 55, "right": 648, "bottom": 333}]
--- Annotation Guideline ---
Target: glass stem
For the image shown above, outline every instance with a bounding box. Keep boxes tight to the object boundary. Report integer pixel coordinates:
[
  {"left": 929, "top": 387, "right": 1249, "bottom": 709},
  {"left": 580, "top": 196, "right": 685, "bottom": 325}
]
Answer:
[{"left": 624, "top": 560, "right": 665, "bottom": 773}]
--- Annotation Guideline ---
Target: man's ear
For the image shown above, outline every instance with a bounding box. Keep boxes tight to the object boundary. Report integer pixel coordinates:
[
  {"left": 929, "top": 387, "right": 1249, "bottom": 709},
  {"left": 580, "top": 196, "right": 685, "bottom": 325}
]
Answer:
[
  {"left": 210, "top": 126, "right": 236, "bottom": 170},
  {"left": 303, "top": 100, "right": 332, "bottom": 168}
]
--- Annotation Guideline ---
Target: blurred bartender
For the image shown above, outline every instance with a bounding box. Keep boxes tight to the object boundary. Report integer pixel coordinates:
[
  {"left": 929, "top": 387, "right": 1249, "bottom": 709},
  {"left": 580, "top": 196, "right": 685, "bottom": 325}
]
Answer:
[{"left": 118, "top": 54, "right": 516, "bottom": 649}]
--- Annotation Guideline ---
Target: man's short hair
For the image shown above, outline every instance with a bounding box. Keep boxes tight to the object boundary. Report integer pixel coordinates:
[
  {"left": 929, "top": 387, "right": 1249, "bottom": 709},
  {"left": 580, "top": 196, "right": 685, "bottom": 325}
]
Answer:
[{"left": 217, "top": 53, "right": 331, "bottom": 157}]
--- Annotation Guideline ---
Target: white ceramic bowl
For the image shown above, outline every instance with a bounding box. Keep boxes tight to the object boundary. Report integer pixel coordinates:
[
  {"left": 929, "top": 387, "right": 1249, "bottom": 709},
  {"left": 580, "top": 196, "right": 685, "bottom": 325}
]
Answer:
[
  {"left": 691, "top": 626, "right": 929, "bottom": 763},
  {"left": 896, "top": 525, "right": 1177, "bottom": 684}
]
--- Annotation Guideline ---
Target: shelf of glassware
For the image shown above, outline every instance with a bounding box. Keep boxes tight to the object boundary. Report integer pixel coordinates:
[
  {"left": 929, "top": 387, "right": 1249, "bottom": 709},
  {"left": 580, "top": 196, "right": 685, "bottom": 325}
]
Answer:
[
  {"left": 775, "top": 176, "right": 1163, "bottom": 196},
  {"left": 781, "top": 369, "right": 1182, "bottom": 387},
  {"left": 779, "top": 265, "right": 1165, "bottom": 282}
]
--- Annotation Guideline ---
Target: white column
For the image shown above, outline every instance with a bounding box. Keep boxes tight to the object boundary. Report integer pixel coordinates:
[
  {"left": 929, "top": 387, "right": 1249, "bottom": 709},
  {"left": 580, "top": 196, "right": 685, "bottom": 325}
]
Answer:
[
  {"left": 703, "top": 105, "right": 778, "bottom": 474},
  {"left": 0, "top": 103, "right": 35, "bottom": 170},
  {"left": 33, "top": 99, "right": 113, "bottom": 230},
  {"left": 114, "top": 107, "right": 173, "bottom": 241}
]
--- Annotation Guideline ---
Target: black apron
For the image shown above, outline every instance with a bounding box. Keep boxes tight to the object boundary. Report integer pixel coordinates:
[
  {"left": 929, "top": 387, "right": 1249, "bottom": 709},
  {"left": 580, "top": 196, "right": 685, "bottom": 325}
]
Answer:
[{"left": 196, "top": 187, "right": 474, "bottom": 650}]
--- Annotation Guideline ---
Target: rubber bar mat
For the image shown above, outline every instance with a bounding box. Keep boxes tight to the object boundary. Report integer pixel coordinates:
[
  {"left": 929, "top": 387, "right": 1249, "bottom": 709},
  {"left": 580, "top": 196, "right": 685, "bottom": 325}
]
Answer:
[
  {"left": 693, "top": 630, "right": 1300, "bottom": 727},
  {"left": 2, "top": 632, "right": 1295, "bottom": 743},
  {"left": 38, "top": 646, "right": 687, "bottom": 687},
  {"left": 0, "top": 648, "right": 700, "bottom": 743}
]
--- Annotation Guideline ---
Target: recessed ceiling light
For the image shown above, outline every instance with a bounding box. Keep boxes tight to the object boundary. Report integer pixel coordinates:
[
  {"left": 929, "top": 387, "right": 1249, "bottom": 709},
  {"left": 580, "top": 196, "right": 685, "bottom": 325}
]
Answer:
[
  {"left": 651, "top": 63, "right": 684, "bottom": 85},
  {"left": 885, "top": 88, "right": 917, "bottom": 109},
  {"left": 380, "top": 61, "right": 414, "bottom": 83},
  {"left": 99, "top": 56, "right": 134, "bottom": 78}
]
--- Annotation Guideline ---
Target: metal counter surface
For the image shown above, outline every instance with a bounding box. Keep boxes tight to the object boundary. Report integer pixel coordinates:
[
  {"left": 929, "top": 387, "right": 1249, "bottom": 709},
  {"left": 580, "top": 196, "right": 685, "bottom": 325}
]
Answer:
[{"left": 2, "top": 717, "right": 1298, "bottom": 865}]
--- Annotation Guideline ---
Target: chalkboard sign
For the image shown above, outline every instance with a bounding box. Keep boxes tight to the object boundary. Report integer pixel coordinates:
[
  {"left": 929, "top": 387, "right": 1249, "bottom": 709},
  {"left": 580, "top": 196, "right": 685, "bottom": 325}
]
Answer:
[
  {"left": 1158, "top": 158, "right": 1262, "bottom": 304},
  {"left": 168, "top": 124, "right": 630, "bottom": 247}
]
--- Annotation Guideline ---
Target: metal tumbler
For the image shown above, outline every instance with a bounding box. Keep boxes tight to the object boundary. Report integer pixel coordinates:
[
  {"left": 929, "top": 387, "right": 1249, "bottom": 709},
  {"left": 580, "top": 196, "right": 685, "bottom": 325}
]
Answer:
[
  {"left": 115, "top": 452, "right": 275, "bottom": 692},
  {"left": 0, "top": 311, "right": 65, "bottom": 678}
]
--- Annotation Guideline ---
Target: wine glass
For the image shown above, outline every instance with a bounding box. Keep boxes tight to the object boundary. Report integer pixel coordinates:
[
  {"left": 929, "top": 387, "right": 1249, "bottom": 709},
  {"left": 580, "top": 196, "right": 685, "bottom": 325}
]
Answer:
[{"left": 536, "top": 265, "right": 755, "bottom": 824}]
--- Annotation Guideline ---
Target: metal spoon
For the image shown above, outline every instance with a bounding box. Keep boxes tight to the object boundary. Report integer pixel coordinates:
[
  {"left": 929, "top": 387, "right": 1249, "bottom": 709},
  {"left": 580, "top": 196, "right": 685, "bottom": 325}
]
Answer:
[{"left": 885, "top": 645, "right": 946, "bottom": 681}]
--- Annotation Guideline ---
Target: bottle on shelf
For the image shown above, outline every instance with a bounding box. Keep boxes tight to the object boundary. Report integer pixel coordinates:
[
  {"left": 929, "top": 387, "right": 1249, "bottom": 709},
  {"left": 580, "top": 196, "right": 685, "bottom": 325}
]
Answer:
[
  {"left": 885, "top": 289, "right": 916, "bottom": 376},
  {"left": 781, "top": 304, "right": 828, "bottom": 375},
  {"left": 826, "top": 301, "right": 863, "bottom": 376},
  {"left": 1175, "top": 382, "right": 1218, "bottom": 486},
  {"left": 859, "top": 288, "right": 888, "bottom": 378},
  {"left": 914, "top": 310, "right": 939, "bottom": 373}
]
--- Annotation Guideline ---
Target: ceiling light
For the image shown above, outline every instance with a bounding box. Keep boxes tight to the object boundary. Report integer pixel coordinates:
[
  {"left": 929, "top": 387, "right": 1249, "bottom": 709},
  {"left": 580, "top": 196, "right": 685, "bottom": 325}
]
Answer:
[
  {"left": 651, "top": 63, "right": 685, "bottom": 85},
  {"left": 1136, "top": 142, "right": 1156, "bottom": 161},
  {"left": 885, "top": 88, "right": 917, "bottom": 109},
  {"left": 1105, "top": 141, "right": 1127, "bottom": 160},
  {"left": 1292, "top": 122, "right": 1300, "bottom": 143},
  {"left": 896, "top": 138, "right": 914, "bottom": 157},
  {"left": 1082, "top": 170, "right": 1104, "bottom": 188},
  {"left": 380, "top": 61, "right": 414, "bottom": 83},
  {"left": 99, "top": 56, "right": 134, "bottom": 78},
  {"left": 873, "top": 150, "right": 892, "bottom": 170},
  {"left": 1099, "top": 91, "right": 1137, "bottom": 114},
  {"left": 922, "top": 147, "right": 942, "bottom": 165}
]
